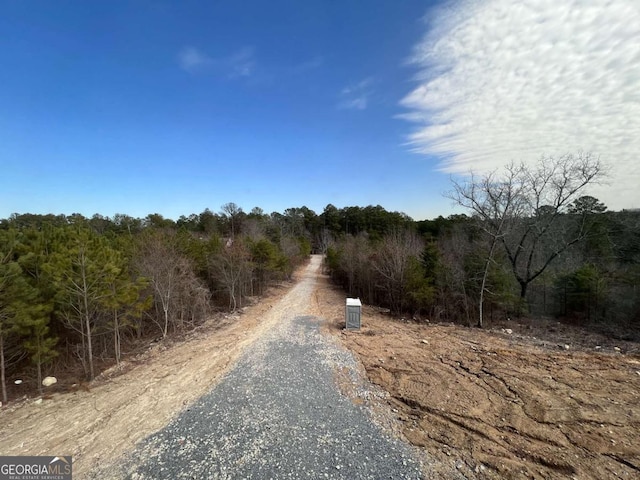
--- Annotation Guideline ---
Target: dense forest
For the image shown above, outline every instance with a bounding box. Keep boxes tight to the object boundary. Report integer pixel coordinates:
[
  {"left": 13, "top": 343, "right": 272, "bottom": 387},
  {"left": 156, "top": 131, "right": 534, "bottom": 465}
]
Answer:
[
  {"left": 326, "top": 155, "right": 640, "bottom": 338},
  {"left": 0, "top": 203, "right": 315, "bottom": 404},
  {"left": 1, "top": 168, "right": 639, "bottom": 404},
  {"left": 327, "top": 204, "right": 640, "bottom": 324},
  {"left": 0, "top": 202, "right": 418, "bottom": 404}
]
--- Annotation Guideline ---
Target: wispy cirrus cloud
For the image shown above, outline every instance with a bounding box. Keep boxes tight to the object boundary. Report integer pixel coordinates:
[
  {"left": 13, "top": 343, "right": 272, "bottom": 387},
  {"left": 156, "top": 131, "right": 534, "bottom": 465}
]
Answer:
[
  {"left": 178, "top": 45, "right": 256, "bottom": 79},
  {"left": 226, "top": 46, "right": 256, "bottom": 79},
  {"left": 401, "top": 0, "right": 640, "bottom": 209},
  {"left": 178, "top": 46, "right": 213, "bottom": 74},
  {"left": 339, "top": 77, "right": 374, "bottom": 110}
]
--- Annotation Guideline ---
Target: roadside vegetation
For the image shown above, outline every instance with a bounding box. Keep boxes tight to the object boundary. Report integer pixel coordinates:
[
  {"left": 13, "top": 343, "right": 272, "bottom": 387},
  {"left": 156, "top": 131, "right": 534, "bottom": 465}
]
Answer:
[
  {"left": 0, "top": 203, "right": 310, "bottom": 404},
  {"left": 1, "top": 153, "right": 638, "bottom": 408},
  {"left": 325, "top": 154, "right": 639, "bottom": 336}
]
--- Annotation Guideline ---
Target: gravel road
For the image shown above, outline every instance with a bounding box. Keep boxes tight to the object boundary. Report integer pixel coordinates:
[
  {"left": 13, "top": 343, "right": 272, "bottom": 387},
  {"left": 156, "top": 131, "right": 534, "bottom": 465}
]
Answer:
[{"left": 94, "top": 256, "right": 424, "bottom": 479}]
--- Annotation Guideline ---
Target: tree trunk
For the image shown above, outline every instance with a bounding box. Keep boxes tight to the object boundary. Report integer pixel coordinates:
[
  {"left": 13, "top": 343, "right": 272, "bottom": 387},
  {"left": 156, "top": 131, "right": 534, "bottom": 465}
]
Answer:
[
  {"left": 114, "top": 310, "right": 121, "bottom": 365},
  {"left": 163, "top": 305, "right": 169, "bottom": 338},
  {"left": 518, "top": 281, "right": 529, "bottom": 317},
  {"left": 478, "top": 237, "right": 499, "bottom": 328},
  {"left": 229, "top": 283, "right": 237, "bottom": 311},
  {"left": 520, "top": 281, "right": 528, "bottom": 299},
  {"left": 1, "top": 333, "right": 7, "bottom": 405},
  {"left": 85, "top": 312, "right": 94, "bottom": 380},
  {"left": 461, "top": 283, "right": 471, "bottom": 327},
  {"left": 81, "top": 259, "right": 95, "bottom": 381},
  {"left": 36, "top": 357, "right": 43, "bottom": 396},
  {"left": 478, "top": 267, "right": 488, "bottom": 329},
  {"left": 79, "top": 312, "right": 87, "bottom": 376}
]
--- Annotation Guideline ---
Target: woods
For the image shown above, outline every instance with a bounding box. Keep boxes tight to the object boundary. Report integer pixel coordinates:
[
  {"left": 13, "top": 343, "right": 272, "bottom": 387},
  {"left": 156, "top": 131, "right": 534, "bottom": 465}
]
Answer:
[
  {"left": 326, "top": 156, "right": 639, "bottom": 338},
  {"left": 0, "top": 207, "right": 311, "bottom": 404},
  {"left": 327, "top": 204, "right": 639, "bottom": 326},
  {"left": 1, "top": 156, "right": 638, "bottom": 405}
]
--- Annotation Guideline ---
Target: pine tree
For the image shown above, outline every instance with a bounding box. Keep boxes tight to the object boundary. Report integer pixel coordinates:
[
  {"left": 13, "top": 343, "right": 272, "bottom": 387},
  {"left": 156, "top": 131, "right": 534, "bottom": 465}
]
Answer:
[
  {"left": 1, "top": 228, "right": 56, "bottom": 402},
  {"left": 100, "top": 265, "right": 150, "bottom": 365},
  {"left": 48, "top": 228, "right": 122, "bottom": 380}
]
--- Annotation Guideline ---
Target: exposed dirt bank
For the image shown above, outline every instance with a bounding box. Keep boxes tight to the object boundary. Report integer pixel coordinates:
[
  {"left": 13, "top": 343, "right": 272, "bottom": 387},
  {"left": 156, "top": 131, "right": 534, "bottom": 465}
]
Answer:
[{"left": 312, "top": 272, "right": 640, "bottom": 479}]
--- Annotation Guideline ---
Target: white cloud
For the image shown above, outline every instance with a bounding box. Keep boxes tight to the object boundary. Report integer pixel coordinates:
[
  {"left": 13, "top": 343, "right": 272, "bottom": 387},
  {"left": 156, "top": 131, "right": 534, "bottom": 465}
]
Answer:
[
  {"left": 227, "top": 47, "right": 255, "bottom": 79},
  {"left": 339, "top": 78, "right": 374, "bottom": 110},
  {"left": 401, "top": 0, "right": 640, "bottom": 210},
  {"left": 178, "top": 46, "right": 213, "bottom": 73},
  {"left": 178, "top": 46, "right": 256, "bottom": 79}
]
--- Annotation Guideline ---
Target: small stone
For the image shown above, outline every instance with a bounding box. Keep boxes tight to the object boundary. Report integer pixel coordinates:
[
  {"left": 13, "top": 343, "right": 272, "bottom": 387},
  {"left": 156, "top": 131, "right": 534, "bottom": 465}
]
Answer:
[
  {"left": 564, "top": 344, "right": 570, "bottom": 350},
  {"left": 614, "top": 346, "right": 621, "bottom": 352},
  {"left": 595, "top": 346, "right": 602, "bottom": 350},
  {"left": 421, "top": 339, "right": 429, "bottom": 344},
  {"left": 504, "top": 328, "right": 513, "bottom": 334},
  {"left": 34, "top": 398, "right": 43, "bottom": 405},
  {"left": 42, "top": 376, "right": 57, "bottom": 387},
  {"left": 14, "top": 379, "right": 22, "bottom": 385}
]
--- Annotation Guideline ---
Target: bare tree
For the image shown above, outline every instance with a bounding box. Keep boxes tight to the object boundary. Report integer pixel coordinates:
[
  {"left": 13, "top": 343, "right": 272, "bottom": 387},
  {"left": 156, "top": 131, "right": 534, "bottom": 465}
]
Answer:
[
  {"left": 316, "top": 227, "right": 333, "bottom": 256},
  {"left": 448, "top": 152, "right": 604, "bottom": 324},
  {"left": 135, "top": 231, "right": 202, "bottom": 337},
  {"left": 448, "top": 163, "right": 527, "bottom": 327},
  {"left": 220, "top": 202, "right": 243, "bottom": 237},
  {"left": 337, "top": 233, "right": 372, "bottom": 299},
  {"left": 243, "top": 217, "right": 266, "bottom": 240},
  {"left": 209, "top": 241, "right": 253, "bottom": 311},
  {"left": 502, "top": 153, "right": 604, "bottom": 300},
  {"left": 372, "top": 230, "right": 424, "bottom": 314},
  {"left": 437, "top": 225, "right": 474, "bottom": 326},
  {"left": 173, "top": 274, "right": 211, "bottom": 330}
]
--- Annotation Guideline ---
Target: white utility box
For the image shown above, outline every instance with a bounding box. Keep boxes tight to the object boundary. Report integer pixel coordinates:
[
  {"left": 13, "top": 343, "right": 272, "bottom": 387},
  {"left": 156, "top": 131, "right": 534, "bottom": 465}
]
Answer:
[{"left": 345, "top": 298, "right": 362, "bottom": 329}]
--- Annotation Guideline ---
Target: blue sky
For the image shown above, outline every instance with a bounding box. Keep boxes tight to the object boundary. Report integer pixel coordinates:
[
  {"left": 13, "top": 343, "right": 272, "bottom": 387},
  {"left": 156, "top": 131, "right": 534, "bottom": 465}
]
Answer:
[{"left": 2, "top": 0, "right": 638, "bottom": 221}]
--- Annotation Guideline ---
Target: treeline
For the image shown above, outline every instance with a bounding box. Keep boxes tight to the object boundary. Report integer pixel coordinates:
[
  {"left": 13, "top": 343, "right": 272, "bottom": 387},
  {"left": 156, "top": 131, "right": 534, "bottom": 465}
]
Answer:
[
  {"left": 0, "top": 203, "right": 326, "bottom": 404},
  {"left": 327, "top": 205, "right": 640, "bottom": 332},
  {"left": 325, "top": 155, "right": 640, "bottom": 342},
  {"left": 2, "top": 192, "right": 639, "bottom": 404}
]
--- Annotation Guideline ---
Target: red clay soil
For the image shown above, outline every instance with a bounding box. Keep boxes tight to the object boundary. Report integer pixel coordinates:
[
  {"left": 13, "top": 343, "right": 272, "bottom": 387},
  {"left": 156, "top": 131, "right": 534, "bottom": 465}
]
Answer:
[{"left": 313, "top": 276, "right": 640, "bottom": 479}]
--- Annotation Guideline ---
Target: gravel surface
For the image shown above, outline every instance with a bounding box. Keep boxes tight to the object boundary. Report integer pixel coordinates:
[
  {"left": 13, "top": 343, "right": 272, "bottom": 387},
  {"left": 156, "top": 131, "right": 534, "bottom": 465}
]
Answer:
[{"left": 94, "top": 258, "right": 424, "bottom": 479}]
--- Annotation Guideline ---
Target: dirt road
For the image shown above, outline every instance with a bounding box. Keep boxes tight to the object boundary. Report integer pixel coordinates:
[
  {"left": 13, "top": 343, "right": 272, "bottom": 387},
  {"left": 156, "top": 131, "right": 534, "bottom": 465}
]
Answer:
[
  {"left": 3, "top": 255, "right": 638, "bottom": 479},
  {"left": 0, "top": 261, "right": 312, "bottom": 476},
  {"left": 89, "top": 255, "right": 426, "bottom": 479},
  {"left": 0, "top": 256, "right": 431, "bottom": 479}
]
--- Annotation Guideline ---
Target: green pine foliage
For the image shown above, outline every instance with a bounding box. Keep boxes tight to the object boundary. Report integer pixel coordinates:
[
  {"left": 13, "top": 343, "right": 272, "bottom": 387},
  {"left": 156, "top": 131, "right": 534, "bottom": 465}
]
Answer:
[{"left": 0, "top": 200, "right": 638, "bottom": 403}]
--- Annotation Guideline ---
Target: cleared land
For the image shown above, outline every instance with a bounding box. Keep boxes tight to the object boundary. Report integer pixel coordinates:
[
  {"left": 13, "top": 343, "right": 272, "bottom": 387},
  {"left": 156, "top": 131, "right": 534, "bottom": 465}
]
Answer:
[
  {"left": 311, "top": 270, "right": 640, "bottom": 479},
  {"left": 1, "top": 256, "right": 639, "bottom": 479}
]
